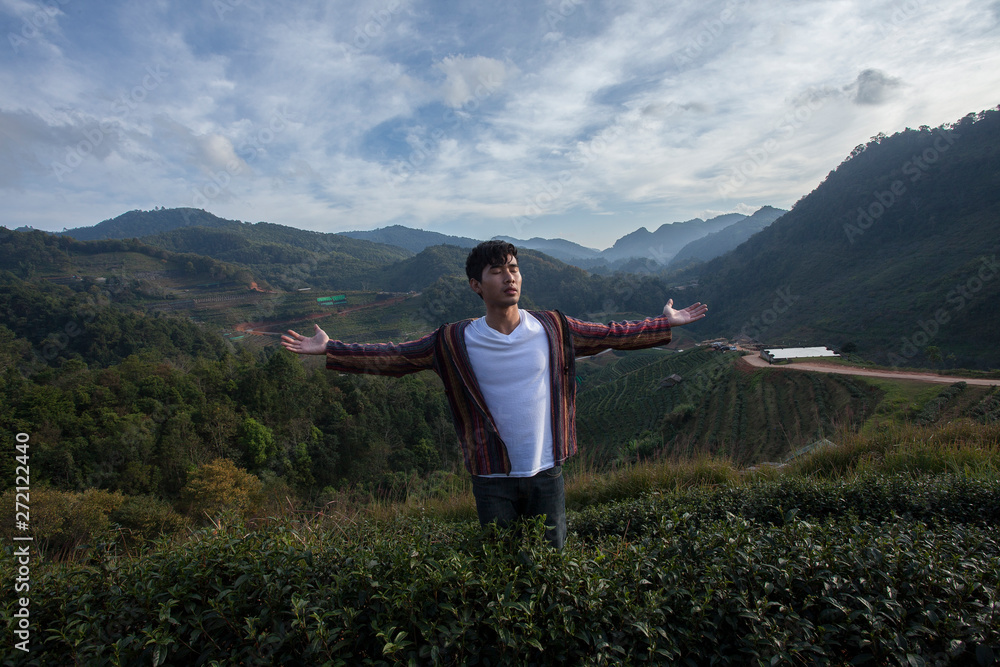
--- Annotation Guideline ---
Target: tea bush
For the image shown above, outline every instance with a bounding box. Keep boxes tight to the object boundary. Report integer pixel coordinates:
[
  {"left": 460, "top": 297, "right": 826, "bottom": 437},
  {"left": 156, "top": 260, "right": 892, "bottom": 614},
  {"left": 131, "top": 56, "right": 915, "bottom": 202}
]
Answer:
[
  {"left": 572, "top": 473, "right": 1000, "bottom": 540},
  {"left": 3, "top": 473, "right": 998, "bottom": 666}
]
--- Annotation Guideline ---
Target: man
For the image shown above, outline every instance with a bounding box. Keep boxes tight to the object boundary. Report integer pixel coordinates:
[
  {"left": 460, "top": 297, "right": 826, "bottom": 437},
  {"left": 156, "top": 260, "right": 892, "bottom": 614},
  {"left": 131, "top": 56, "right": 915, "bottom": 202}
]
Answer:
[{"left": 281, "top": 240, "right": 707, "bottom": 548}]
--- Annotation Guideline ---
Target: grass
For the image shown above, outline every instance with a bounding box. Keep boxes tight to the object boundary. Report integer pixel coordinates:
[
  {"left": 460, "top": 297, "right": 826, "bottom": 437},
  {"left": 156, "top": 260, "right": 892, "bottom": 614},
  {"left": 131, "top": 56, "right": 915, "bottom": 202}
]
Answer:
[
  {"left": 861, "top": 378, "right": 947, "bottom": 424},
  {"left": 787, "top": 419, "right": 1000, "bottom": 480},
  {"left": 564, "top": 455, "right": 741, "bottom": 509}
]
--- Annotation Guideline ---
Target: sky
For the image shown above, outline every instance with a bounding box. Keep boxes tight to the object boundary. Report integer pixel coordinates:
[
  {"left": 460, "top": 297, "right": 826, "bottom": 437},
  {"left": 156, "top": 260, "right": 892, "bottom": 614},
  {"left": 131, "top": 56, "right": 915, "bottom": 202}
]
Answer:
[{"left": 1, "top": 0, "right": 998, "bottom": 250}]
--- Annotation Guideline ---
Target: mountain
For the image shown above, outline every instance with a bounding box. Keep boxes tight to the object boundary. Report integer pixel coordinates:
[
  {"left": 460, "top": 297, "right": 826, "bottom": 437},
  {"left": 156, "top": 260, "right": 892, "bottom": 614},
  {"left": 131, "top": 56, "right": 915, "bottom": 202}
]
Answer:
[
  {"left": 60, "top": 208, "right": 414, "bottom": 292},
  {"left": 62, "top": 208, "right": 239, "bottom": 240},
  {"left": 64, "top": 208, "right": 409, "bottom": 262},
  {"left": 600, "top": 213, "right": 748, "bottom": 264},
  {"left": 0, "top": 228, "right": 250, "bottom": 367},
  {"left": 493, "top": 235, "right": 601, "bottom": 263},
  {"left": 340, "top": 225, "right": 480, "bottom": 253},
  {"left": 342, "top": 226, "right": 604, "bottom": 265},
  {"left": 341, "top": 216, "right": 775, "bottom": 269},
  {"left": 682, "top": 107, "right": 1000, "bottom": 369},
  {"left": 668, "top": 206, "right": 787, "bottom": 268}
]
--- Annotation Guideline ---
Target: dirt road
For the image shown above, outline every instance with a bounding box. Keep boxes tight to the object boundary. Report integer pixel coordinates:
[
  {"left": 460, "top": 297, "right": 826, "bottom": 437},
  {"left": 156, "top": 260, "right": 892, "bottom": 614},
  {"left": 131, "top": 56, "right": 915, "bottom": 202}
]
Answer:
[{"left": 739, "top": 353, "right": 1000, "bottom": 386}]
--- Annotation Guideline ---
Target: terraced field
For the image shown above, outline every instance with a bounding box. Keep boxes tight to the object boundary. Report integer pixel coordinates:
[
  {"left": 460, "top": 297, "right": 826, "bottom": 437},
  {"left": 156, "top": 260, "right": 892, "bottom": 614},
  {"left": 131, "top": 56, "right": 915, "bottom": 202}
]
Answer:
[{"left": 575, "top": 348, "right": 884, "bottom": 466}]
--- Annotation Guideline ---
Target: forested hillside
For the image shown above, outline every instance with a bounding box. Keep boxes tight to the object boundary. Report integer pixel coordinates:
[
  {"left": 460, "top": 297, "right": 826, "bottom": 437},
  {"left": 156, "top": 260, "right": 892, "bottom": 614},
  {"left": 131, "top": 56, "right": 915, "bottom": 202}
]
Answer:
[
  {"left": 341, "top": 224, "right": 480, "bottom": 253},
  {"left": 2, "top": 227, "right": 257, "bottom": 289},
  {"left": 136, "top": 217, "right": 412, "bottom": 292},
  {"left": 678, "top": 107, "right": 1000, "bottom": 369},
  {"left": 0, "top": 229, "right": 457, "bottom": 508}
]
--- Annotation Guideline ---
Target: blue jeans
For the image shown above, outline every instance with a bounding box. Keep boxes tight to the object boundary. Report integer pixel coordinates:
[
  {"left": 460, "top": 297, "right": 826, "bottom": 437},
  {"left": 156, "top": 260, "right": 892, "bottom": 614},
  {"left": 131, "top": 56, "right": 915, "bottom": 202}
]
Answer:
[{"left": 470, "top": 466, "right": 566, "bottom": 549}]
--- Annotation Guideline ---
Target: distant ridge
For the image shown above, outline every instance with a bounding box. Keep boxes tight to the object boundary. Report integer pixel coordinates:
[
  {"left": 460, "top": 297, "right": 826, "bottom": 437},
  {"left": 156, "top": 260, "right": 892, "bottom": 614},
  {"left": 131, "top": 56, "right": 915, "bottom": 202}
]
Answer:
[
  {"left": 601, "top": 213, "right": 747, "bottom": 264},
  {"left": 492, "top": 236, "right": 601, "bottom": 263},
  {"left": 58, "top": 208, "right": 415, "bottom": 292},
  {"left": 340, "top": 215, "right": 777, "bottom": 268},
  {"left": 340, "top": 226, "right": 603, "bottom": 264},
  {"left": 341, "top": 225, "right": 481, "bottom": 253},
  {"left": 61, "top": 208, "right": 784, "bottom": 273},
  {"left": 669, "top": 206, "right": 786, "bottom": 268}
]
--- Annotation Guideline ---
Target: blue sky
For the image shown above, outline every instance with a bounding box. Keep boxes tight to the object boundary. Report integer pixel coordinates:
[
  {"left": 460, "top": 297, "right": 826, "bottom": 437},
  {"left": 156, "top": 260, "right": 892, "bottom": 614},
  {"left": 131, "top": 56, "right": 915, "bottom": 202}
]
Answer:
[{"left": 2, "top": 0, "right": 998, "bottom": 249}]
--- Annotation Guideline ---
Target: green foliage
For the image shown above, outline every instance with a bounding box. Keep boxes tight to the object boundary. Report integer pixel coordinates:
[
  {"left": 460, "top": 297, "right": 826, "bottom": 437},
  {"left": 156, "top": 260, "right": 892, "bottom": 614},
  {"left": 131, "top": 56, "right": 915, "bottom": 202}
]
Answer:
[
  {"left": 787, "top": 420, "right": 1000, "bottom": 480},
  {"left": 3, "top": 473, "right": 998, "bottom": 665},
  {"left": 914, "top": 381, "right": 967, "bottom": 425},
  {"left": 239, "top": 416, "right": 277, "bottom": 469},
  {"left": 571, "top": 473, "right": 1000, "bottom": 539},
  {"left": 179, "top": 458, "right": 263, "bottom": 524},
  {"left": 970, "top": 388, "right": 1000, "bottom": 425},
  {"left": 0, "top": 487, "right": 124, "bottom": 560},
  {"left": 109, "top": 494, "right": 190, "bottom": 547},
  {"left": 0, "top": 266, "right": 229, "bottom": 369},
  {"left": 0, "top": 329, "right": 456, "bottom": 504}
]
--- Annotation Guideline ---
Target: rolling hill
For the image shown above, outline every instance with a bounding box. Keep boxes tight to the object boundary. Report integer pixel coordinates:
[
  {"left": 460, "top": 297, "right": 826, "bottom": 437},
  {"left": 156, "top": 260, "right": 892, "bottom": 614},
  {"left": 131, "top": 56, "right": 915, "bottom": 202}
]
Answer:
[
  {"left": 341, "top": 224, "right": 480, "bottom": 253},
  {"left": 60, "top": 207, "right": 237, "bottom": 240},
  {"left": 63, "top": 208, "right": 414, "bottom": 292}
]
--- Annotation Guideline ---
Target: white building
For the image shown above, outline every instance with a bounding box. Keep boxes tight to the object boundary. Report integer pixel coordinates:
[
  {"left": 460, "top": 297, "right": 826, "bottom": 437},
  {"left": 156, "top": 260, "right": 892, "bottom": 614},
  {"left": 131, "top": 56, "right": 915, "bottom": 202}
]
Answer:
[{"left": 760, "top": 347, "right": 839, "bottom": 363}]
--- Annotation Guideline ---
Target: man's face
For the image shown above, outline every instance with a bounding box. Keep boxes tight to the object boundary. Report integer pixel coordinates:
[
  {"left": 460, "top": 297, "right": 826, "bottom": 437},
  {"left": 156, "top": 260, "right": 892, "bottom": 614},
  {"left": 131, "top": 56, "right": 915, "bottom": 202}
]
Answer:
[{"left": 470, "top": 254, "right": 521, "bottom": 307}]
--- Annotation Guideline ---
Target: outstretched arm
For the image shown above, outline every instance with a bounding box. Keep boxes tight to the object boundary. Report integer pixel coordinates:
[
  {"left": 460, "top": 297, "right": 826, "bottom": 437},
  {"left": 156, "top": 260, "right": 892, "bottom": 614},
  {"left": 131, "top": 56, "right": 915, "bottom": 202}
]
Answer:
[
  {"left": 662, "top": 299, "right": 708, "bottom": 327},
  {"left": 563, "top": 300, "right": 707, "bottom": 357},
  {"left": 281, "top": 323, "right": 437, "bottom": 377},
  {"left": 281, "top": 324, "right": 330, "bottom": 355}
]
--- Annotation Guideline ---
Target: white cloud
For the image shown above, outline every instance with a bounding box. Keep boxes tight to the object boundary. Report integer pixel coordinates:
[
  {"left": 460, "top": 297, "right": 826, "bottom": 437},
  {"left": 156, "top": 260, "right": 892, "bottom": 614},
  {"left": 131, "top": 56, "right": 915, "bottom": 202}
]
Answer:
[
  {"left": 199, "top": 134, "right": 245, "bottom": 172},
  {"left": 435, "top": 55, "right": 518, "bottom": 109}
]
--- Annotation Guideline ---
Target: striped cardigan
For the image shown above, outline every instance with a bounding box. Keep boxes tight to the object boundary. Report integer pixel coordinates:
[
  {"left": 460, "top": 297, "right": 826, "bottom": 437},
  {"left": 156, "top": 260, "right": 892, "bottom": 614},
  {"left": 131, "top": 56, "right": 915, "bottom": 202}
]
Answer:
[{"left": 325, "top": 310, "right": 673, "bottom": 476}]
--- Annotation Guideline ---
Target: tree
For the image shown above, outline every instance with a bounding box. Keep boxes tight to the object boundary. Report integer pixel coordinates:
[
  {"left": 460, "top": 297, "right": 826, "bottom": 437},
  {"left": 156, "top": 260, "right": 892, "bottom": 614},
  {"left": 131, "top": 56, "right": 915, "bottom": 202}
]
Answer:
[
  {"left": 179, "top": 458, "right": 263, "bottom": 524},
  {"left": 239, "top": 416, "right": 276, "bottom": 470}
]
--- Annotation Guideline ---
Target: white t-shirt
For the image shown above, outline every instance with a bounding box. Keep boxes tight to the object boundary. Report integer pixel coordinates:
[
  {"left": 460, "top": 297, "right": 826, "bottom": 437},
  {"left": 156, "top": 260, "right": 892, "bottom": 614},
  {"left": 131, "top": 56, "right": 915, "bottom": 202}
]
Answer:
[{"left": 464, "top": 309, "right": 555, "bottom": 477}]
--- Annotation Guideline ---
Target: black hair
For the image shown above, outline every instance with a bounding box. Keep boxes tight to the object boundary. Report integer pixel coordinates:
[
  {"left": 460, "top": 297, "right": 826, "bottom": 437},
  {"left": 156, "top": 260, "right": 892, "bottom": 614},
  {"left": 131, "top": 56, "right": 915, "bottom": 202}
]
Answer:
[{"left": 465, "top": 240, "right": 518, "bottom": 283}]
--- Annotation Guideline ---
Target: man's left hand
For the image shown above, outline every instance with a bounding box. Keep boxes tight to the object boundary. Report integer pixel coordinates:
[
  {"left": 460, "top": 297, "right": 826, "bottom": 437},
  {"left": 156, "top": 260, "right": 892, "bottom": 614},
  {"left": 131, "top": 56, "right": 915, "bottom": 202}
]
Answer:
[{"left": 663, "top": 299, "right": 708, "bottom": 326}]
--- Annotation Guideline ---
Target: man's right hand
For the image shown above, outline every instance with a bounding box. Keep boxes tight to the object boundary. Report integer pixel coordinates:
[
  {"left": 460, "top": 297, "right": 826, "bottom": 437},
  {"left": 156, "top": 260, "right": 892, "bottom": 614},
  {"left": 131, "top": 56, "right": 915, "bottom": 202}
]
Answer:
[{"left": 280, "top": 324, "right": 330, "bottom": 355}]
